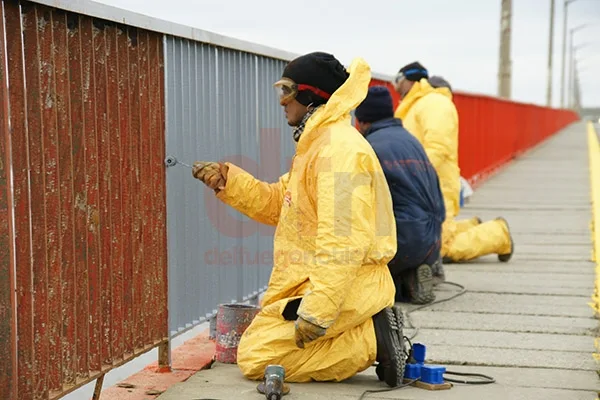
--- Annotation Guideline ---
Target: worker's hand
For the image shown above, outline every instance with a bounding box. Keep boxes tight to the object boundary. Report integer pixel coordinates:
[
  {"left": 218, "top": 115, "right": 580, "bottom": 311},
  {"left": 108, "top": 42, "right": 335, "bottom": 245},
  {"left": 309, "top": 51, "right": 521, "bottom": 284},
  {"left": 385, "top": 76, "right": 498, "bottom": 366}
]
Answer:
[
  {"left": 294, "top": 317, "right": 326, "bottom": 348},
  {"left": 192, "top": 161, "right": 228, "bottom": 191}
]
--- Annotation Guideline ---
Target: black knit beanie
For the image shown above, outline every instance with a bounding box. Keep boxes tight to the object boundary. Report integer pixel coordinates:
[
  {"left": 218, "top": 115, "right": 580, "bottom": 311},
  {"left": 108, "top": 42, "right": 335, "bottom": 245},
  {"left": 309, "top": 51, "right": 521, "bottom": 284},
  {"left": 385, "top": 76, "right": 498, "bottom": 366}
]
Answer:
[
  {"left": 355, "top": 86, "right": 394, "bottom": 123},
  {"left": 281, "top": 52, "right": 350, "bottom": 106},
  {"left": 397, "top": 61, "right": 429, "bottom": 82}
]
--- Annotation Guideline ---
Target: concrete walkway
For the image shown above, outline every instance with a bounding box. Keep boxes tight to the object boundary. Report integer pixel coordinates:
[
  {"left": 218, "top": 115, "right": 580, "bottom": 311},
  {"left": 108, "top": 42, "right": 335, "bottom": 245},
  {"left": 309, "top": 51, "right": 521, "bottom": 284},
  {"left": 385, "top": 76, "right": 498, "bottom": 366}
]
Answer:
[{"left": 156, "top": 122, "right": 599, "bottom": 400}]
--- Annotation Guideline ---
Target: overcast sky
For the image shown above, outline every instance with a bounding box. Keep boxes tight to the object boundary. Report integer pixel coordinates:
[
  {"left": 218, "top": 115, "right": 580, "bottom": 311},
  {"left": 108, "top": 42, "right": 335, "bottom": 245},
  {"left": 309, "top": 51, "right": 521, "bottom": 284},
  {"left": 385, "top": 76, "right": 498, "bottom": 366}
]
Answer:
[{"left": 95, "top": 0, "right": 600, "bottom": 107}]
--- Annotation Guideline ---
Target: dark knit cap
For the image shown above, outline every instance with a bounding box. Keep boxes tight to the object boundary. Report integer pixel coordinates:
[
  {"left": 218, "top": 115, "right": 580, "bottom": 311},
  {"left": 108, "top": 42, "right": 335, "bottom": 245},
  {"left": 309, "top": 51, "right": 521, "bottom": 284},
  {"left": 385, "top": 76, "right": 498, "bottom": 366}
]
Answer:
[
  {"left": 355, "top": 86, "right": 394, "bottom": 123},
  {"left": 281, "top": 51, "right": 350, "bottom": 106},
  {"left": 397, "top": 61, "right": 429, "bottom": 82}
]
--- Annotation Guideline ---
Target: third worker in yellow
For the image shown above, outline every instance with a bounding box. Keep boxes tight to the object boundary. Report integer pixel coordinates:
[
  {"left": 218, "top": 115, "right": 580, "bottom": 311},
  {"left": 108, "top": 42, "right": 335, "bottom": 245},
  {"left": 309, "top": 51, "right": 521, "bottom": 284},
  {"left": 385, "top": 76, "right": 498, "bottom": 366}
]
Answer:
[{"left": 393, "top": 61, "right": 514, "bottom": 281}]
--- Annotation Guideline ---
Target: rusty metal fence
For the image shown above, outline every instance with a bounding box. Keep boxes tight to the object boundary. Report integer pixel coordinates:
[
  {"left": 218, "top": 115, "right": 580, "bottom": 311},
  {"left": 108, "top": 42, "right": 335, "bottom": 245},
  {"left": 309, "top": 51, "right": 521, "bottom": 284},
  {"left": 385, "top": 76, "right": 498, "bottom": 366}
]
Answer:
[{"left": 0, "top": 1, "right": 168, "bottom": 398}]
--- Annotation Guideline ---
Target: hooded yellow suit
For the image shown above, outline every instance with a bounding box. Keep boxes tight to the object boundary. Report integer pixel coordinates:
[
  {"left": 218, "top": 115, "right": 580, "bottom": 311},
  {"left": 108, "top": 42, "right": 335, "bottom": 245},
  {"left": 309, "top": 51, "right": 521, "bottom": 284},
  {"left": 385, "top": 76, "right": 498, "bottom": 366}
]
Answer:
[
  {"left": 214, "top": 58, "right": 397, "bottom": 382},
  {"left": 395, "top": 78, "right": 512, "bottom": 262}
]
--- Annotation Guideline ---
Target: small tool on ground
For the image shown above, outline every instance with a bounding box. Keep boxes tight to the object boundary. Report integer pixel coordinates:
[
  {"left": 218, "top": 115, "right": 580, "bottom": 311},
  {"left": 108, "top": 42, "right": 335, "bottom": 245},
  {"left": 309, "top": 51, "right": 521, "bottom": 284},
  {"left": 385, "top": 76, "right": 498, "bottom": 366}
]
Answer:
[{"left": 257, "top": 365, "right": 289, "bottom": 400}]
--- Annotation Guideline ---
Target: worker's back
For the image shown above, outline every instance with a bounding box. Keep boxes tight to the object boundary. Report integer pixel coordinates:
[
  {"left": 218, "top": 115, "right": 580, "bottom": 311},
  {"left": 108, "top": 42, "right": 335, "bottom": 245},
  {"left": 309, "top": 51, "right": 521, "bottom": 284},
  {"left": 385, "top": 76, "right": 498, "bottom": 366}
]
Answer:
[{"left": 364, "top": 116, "right": 446, "bottom": 268}]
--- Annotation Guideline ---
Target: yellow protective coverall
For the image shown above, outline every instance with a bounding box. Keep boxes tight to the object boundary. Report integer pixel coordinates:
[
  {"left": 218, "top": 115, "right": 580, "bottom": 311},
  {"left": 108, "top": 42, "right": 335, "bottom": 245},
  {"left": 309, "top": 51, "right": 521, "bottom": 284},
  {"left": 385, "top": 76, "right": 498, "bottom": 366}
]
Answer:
[
  {"left": 394, "top": 78, "right": 512, "bottom": 262},
  {"left": 215, "top": 58, "right": 397, "bottom": 382}
]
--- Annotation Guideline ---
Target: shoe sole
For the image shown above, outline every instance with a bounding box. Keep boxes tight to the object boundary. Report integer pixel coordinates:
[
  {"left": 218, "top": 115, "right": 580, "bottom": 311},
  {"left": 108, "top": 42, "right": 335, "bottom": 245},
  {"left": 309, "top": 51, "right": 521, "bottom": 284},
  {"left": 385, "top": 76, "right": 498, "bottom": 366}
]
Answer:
[
  {"left": 373, "top": 307, "right": 406, "bottom": 387},
  {"left": 412, "top": 264, "right": 436, "bottom": 305}
]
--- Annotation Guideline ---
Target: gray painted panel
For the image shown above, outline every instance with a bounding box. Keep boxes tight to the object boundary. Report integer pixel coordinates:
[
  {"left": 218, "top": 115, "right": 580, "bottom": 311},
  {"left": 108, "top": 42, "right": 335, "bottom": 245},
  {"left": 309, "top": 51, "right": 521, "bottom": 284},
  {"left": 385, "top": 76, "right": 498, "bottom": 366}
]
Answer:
[{"left": 165, "top": 38, "right": 296, "bottom": 336}]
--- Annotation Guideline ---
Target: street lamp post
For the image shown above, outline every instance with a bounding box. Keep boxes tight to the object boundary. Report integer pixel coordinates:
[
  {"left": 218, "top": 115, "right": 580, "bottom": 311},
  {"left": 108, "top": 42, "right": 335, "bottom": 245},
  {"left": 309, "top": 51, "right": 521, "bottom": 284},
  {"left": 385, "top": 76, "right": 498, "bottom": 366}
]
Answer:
[
  {"left": 546, "top": 0, "right": 556, "bottom": 107},
  {"left": 560, "top": 0, "right": 580, "bottom": 108},
  {"left": 568, "top": 24, "right": 598, "bottom": 108},
  {"left": 572, "top": 63, "right": 586, "bottom": 111},
  {"left": 567, "top": 24, "right": 588, "bottom": 108},
  {"left": 569, "top": 46, "right": 579, "bottom": 108},
  {"left": 498, "top": 0, "right": 512, "bottom": 99},
  {"left": 570, "top": 47, "right": 598, "bottom": 108}
]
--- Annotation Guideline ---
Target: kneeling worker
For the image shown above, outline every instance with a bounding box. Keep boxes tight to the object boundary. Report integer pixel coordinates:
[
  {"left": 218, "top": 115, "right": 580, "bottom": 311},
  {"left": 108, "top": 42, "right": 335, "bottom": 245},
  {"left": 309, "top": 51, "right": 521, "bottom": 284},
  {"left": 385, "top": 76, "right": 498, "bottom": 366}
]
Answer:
[
  {"left": 393, "top": 61, "right": 514, "bottom": 265},
  {"left": 355, "top": 86, "right": 446, "bottom": 305},
  {"left": 192, "top": 52, "right": 406, "bottom": 387}
]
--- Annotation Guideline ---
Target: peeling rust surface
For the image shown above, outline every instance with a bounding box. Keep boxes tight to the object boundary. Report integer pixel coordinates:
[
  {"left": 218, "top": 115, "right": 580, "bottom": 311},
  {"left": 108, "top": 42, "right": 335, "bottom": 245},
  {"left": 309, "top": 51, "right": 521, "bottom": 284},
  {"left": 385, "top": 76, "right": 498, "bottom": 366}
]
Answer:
[
  {"left": 128, "top": 25, "right": 144, "bottom": 353},
  {"left": 117, "top": 23, "right": 134, "bottom": 358},
  {"left": 67, "top": 11, "right": 91, "bottom": 383},
  {"left": 0, "top": 3, "right": 16, "bottom": 400},
  {"left": 0, "top": 2, "right": 168, "bottom": 398},
  {"left": 5, "top": 0, "right": 34, "bottom": 395},
  {"left": 138, "top": 30, "right": 151, "bottom": 349}
]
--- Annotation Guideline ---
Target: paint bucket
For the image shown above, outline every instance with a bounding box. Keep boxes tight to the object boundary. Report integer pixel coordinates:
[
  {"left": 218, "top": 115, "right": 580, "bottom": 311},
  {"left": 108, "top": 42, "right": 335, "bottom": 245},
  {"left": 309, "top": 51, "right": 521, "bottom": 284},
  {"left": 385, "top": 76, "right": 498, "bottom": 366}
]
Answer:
[{"left": 215, "top": 303, "right": 261, "bottom": 364}]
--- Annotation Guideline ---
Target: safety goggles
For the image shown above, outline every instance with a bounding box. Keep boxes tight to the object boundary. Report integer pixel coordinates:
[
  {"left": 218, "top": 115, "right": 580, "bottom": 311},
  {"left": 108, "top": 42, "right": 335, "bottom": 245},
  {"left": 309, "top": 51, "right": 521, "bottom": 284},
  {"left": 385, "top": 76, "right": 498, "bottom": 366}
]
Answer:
[
  {"left": 273, "top": 78, "right": 332, "bottom": 104},
  {"left": 395, "top": 68, "right": 428, "bottom": 84},
  {"left": 394, "top": 72, "right": 406, "bottom": 85}
]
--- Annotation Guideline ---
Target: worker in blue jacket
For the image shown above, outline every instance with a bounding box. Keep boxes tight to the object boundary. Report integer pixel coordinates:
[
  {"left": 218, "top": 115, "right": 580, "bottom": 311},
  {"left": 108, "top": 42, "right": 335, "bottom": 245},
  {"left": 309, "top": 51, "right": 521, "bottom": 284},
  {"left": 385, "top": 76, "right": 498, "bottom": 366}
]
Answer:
[{"left": 355, "top": 86, "right": 446, "bottom": 304}]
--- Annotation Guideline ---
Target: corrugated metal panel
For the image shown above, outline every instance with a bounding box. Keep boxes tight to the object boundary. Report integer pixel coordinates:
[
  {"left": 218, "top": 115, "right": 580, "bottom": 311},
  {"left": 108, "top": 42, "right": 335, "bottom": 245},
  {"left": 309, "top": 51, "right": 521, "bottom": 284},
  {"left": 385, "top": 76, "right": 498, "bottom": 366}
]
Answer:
[
  {"left": 0, "top": 1, "right": 168, "bottom": 398},
  {"left": 0, "top": 2, "right": 17, "bottom": 399},
  {"left": 164, "top": 37, "right": 294, "bottom": 335}
]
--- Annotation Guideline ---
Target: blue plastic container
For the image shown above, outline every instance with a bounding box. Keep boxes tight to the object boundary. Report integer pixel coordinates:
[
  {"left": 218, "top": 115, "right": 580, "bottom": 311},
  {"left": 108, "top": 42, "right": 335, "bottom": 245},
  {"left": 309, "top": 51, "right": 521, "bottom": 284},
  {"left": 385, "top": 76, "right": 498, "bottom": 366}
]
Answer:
[
  {"left": 412, "top": 343, "right": 426, "bottom": 364},
  {"left": 404, "top": 363, "right": 422, "bottom": 380},
  {"left": 421, "top": 365, "right": 446, "bottom": 385}
]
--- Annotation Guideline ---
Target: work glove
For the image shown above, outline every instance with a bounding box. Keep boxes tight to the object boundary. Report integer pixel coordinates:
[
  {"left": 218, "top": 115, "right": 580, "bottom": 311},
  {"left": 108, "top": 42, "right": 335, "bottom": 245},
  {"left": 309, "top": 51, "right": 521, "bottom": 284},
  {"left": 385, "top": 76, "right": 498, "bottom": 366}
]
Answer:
[
  {"left": 192, "top": 161, "right": 228, "bottom": 191},
  {"left": 294, "top": 317, "right": 326, "bottom": 348}
]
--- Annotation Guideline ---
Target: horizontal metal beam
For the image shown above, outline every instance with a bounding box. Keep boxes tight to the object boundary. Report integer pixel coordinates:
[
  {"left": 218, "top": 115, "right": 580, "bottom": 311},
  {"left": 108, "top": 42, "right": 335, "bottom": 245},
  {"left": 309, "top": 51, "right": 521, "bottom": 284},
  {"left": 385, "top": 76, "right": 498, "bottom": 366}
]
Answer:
[{"left": 30, "top": 0, "right": 395, "bottom": 82}]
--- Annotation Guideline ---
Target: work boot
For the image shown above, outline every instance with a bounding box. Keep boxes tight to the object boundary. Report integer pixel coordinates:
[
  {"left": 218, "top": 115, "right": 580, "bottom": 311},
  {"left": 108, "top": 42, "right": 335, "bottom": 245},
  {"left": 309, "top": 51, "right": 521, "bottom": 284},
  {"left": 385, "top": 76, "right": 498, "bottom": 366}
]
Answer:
[
  {"left": 431, "top": 256, "right": 446, "bottom": 286},
  {"left": 373, "top": 306, "right": 406, "bottom": 387},
  {"left": 402, "top": 264, "right": 436, "bottom": 305},
  {"left": 496, "top": 217, "right": 514, "bottom": 262}
]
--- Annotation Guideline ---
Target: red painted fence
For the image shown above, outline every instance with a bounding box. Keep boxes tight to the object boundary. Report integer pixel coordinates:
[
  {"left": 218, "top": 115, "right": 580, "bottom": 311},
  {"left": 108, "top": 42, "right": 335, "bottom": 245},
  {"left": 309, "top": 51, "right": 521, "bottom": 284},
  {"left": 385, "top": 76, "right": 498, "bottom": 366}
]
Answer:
[
  {"left": 370, "top": 79, "right": 580, "bottom": 186},
  {"left": 0, "top": 1, "right": 168, "bottom": 399}
]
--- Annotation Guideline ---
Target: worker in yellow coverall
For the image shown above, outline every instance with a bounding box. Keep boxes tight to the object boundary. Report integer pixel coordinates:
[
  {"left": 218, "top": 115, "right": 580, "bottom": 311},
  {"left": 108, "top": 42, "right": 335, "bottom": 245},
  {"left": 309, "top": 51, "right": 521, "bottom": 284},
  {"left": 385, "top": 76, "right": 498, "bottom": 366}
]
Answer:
[
  {"left": 192, "top": 52, "right": 407, "bottom": 388},
  {"left": 393, "top": 62, "right": 514, "bottom": 273}
]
